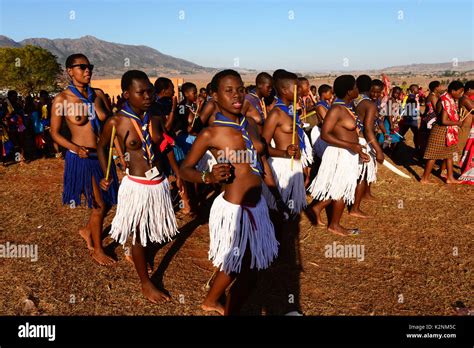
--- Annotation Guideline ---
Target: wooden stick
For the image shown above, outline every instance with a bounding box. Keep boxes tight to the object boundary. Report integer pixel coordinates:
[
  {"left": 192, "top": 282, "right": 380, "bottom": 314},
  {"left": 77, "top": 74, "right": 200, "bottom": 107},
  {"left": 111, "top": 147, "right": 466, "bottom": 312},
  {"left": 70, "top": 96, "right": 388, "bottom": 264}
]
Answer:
[
  {"left": 191, "top": 100, "right": 202, "bottom": 128},
  {"left": 291, "top": 84, "right": 297, "bottom": 171},
  {"left": 105, "top": 126, "right": 116, "bottom": 181},
  {"left": 301, "top": 110, "right": 316, "bottom": 120},
  {"left": 460, "top": 108, "right": 473, "bottom": 122}
]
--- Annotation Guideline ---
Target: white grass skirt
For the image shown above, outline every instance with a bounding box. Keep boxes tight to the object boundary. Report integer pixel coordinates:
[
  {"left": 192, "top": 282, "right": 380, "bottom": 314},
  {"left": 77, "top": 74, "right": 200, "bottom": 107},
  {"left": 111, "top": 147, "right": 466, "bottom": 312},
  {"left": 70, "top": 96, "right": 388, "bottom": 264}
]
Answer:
[
  {"left": 310, "top": 126, "right": 329, "bottom": 159},
  {"left": 209, "top": 192, "right": 279, "bottom": 274},
  {"left": 300, "top": 132, "right": 314, "bottom": 168},
  {"left": 308, "top": 146, "right": 359, "bottom": 205},
  {"left": 110, "top": 175, "right": 178, "bottom": 247},
  {"left": 358, "top": 137, "right": 377, "bottom": 184},
  {"left": 271, "top": 137, "right": 313, "bottom": 168},
  {"left": 262, "top": 156, "right": 307, "bottom": 213}
]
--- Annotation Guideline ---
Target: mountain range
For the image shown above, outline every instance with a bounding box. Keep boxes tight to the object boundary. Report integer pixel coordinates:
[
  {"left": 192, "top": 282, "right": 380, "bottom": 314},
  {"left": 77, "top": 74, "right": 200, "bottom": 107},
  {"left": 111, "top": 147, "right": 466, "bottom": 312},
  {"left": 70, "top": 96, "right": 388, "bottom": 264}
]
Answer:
[{"left": 0, "top": 35, "right": 472, "bottom": 78}]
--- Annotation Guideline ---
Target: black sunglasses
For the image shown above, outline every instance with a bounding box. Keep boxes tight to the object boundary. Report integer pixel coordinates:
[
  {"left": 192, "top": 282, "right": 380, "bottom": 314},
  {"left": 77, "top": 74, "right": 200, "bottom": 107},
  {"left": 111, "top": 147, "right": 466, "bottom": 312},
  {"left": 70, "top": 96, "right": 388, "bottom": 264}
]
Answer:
[{"left": 70, "top": 64, "right": 94, "bottom": 71}]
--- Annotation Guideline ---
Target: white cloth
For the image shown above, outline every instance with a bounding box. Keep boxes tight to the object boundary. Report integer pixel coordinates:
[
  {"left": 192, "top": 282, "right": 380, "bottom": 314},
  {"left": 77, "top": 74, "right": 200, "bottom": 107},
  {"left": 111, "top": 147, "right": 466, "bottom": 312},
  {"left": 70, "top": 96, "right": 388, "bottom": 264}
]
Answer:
[
  {"left": 270, "top": 137, "right": 313, "bottom": 168},
  {"left": 310, "top": 126, "right": 329, "bottom": 159},
  {"left": 307, "top": 146, "right": 359, "bottom": 205},
  {"left": 208, "top": 192, "right": 279, "bottom": 274},
  {"left": 262, "top": 156, "right": 307, "bottom": 213},
  {"left": 110, "top": 175, "right": 178, "bottom": 247},
  {"left": 357, "top": 137, "right": 377, "bottom": 184},
  {"left": 300, "top": 132, "right": 314, "bottom": 168},
  {"left": 195, "top": 150, "right": 217, "bottom": 172}
]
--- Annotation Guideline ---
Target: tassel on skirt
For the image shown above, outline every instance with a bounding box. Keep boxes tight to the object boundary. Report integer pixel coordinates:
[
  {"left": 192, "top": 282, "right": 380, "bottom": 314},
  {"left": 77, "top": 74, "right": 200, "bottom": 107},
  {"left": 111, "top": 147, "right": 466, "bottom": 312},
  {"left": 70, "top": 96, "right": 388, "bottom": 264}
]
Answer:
[
  {"left": 262, "top": 156, "right": 307, "bottom": 213},
  {"left": 308, "top": 146, "right": 359, "bottom": 205},
  {"left": 357, "top": 138, "right": 377, "bottom": 184},
  {"left": 110, "top": 175, "right": 178, "bottom": 247},
  {"left": 208, "top": 192, "right": 279, "bottom": 274},
  {"left": 300, "top": 132, "right": 314, "bottom": 168}
]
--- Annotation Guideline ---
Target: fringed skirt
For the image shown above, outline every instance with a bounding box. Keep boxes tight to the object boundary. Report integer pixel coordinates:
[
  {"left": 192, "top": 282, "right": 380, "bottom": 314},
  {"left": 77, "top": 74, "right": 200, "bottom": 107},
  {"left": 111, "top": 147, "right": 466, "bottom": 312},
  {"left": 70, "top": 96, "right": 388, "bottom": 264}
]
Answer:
[
  {"left": 357, "top": 138, "right": 377, "bottom": 184},
  {"left": 208, "top": 192, "right": 279, "bottom": 274},
  {"left": 62, "top": 150, "right": 118, "bottom": 208},
  {"left": 300, "top": 132, "right": 314, "bottom": 168},
  {"left": 262, "top": 157, "right": 307, "bottom": 213},
  {"left": 270, "top": 137, "right": 313, "bottom": 168},
  {"left": 110, "top": 175, "right": 178, "bottom": 247},
  {"left": 311, "top": 125, "right": 329, "bottom": 159},
  {"left": 308, "top": 146, "right": 359, "bottom": 205}
]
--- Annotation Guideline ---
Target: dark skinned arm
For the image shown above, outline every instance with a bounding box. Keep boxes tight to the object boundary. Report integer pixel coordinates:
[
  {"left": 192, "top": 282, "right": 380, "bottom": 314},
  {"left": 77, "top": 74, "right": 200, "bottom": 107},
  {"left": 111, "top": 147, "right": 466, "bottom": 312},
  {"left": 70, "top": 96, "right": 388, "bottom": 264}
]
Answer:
[
  {"left": 50, "top": 95, "right": 87, "bottom": 156},
  {"left": 363, "top": 103, "right": 385, "bottom": 163},
  {"left": 261, "top": 108, "right": 299, "bottom": 159},
  {"left": 97, "top": 116, "right": 118, "bottom": 190},
  {"left": 179, "top": 128, "right": 231, "bottom": 184},
  {"left": 164, "top": 96, "right": 177, "bottom": 131}
]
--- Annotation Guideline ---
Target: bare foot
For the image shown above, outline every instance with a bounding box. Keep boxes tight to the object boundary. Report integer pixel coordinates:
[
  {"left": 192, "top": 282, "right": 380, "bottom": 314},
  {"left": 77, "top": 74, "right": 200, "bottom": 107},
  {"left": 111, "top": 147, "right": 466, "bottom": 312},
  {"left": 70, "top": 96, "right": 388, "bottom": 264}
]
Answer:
[
  {"left": 420, "top": 178, "right": 437, "bottom": 185},
  {"left": 440, "top": 171, "right": 447, "bottom": 179},
  {"left": 327, "top": 225, "right": 359, "bottom": 236},
  {"left": 348, "top": 209, "right": 372, "bottom": 219},
  {"left": 202, "top": 299, "right": 225, "bottom": 315},
  {"left": 362, "top": 194, "right": 377, "bottom": 202},
  {"left": 90, "top": 249, "right": 116, "bottom": 266},
  {"left": 79, "top": 228, "right": 94, "bottom": 250},
  {"left": 307, "top": 207, "right": 325, "bottom": 226},
  {"left": 141, "top": 281, "right": 170, "bottom": 304},
  {"left": 446, "top": 178, "right": 462, "bottom": 184}
]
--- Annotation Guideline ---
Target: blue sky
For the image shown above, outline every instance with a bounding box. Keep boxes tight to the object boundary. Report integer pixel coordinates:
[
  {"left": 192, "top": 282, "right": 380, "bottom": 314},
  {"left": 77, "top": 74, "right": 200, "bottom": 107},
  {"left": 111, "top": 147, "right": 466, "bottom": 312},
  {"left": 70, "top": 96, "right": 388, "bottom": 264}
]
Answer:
[{"left": 1, "top": 0, "right": 473, "bottom": 71}]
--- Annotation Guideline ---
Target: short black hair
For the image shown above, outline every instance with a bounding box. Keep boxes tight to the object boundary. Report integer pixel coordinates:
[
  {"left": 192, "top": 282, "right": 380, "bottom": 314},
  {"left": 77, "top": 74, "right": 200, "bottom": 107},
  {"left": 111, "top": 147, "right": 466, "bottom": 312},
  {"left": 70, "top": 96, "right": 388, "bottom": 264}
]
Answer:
[
  {"left": 371, "top": 79, "right": 384, "bottom": 89},
  {"left": 409, "top": 84, "right": 419, "bottom": 91},
  {"left": 298, "top": 77, "right": 309, "bottom": 83},
  {"left": 65, "top": 53, "right": 88, "bottom": 68},
  {"left": 447, "top": 80, "right": 464, "bottom": 93},
  {"left": 206, "top": 82, "right": 212, "bottom": 95},
  {"left": 210, "top": 69, "right": 242, "bottom": 93},
  {"left": 463, "top": 80, "right": 474, "bottom": 91},
  {"left": 154, "top": 77, "right": 173, "bottom": 94},
  {"left": 334, "top": 75, "right": 356, "bottom": 99},
  {"left": 121, "top": 70, "right": 150, "bottom": 91},
  {"left": 356, "top": 75, "right": 371, "bottom": 93},
  {"left": 275, "top": 70, "right": 298, "bottom": 92},
  {"left": 272, "top": 69, "right": 287, "bottom": 83},
  {"left": 199, "top": 87, "right": 207, "bottom": 93},
  {"left": 392, "top": 86, "right": 402, "bottom": 94},
  {"left": 428, "top": 81, "right": 441, "bottom": 92},
  {"left": 256, "top": 72, "right": 272, "bottom": 85},
  {"left": 39, "top": 90, "right": 49, "bottom": 98},
  {"left": 181, "top": 82, "right": 197, "bottom": 95},
  {"left": 318, "top": 84, "right": 332, "bottom": 96}
]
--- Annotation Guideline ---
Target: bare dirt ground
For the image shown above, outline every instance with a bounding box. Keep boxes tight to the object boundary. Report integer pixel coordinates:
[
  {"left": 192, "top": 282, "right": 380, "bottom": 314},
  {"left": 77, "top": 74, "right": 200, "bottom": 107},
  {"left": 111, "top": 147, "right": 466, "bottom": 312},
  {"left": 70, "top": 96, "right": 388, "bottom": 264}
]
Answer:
[{"left": 0, "top": 134, "right": 472, "bottom": 316}]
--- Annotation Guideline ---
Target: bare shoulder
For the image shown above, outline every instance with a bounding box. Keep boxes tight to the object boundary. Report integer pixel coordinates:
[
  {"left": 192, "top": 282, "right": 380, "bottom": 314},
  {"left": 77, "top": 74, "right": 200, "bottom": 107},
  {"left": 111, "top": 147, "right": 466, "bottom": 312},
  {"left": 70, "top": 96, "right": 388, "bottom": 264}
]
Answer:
[
  {"left": 52, "top": 90, "right": 68, "bottom": 104},
  {"left": 327, "top": 104, "right": 344, "bottom": 117},
  {"left": 245, "top": 116, "right": 260, "bottom": 133},
  {"left": 461, "top": 95, "right": 474, "bottom": 108},
  {"left": 92, "top": 88, "right": 106, "bottom": 97},
  {"left": 268, "top": 105, "right": 283, "bottom": 120},
  {"left": 198, "top": 127, "right": 214, "bottom": 142}
]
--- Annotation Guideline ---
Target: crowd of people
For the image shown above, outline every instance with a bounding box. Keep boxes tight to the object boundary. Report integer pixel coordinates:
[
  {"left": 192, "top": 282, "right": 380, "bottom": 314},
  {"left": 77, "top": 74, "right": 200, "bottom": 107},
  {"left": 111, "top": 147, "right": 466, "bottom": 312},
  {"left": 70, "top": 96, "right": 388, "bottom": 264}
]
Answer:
[{"left": 1, "top": 52, "right": 472, "bottom": 315}]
